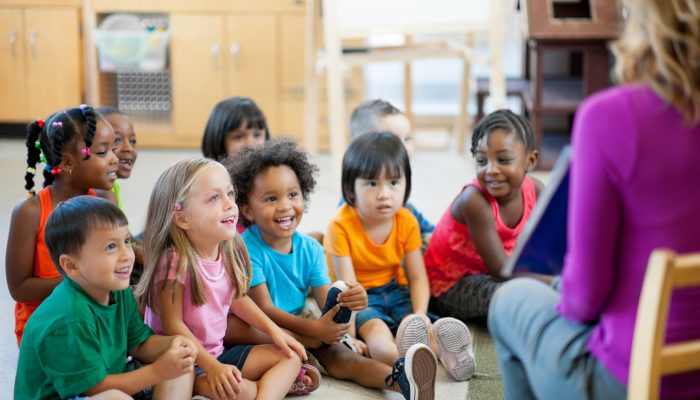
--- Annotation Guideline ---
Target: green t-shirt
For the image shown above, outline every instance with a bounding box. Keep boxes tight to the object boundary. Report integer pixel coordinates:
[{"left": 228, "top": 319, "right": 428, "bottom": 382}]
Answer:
[
  {"left": 111, "top": 179, "right": 123, "bottom": 210},
  {"left": 15, "top": 278, "right": 153, "bottom": 399}
]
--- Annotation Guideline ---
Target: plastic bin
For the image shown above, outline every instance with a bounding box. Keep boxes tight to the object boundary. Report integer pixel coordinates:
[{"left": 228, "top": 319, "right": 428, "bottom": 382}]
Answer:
[{"left": 94, "top": 14, "right": 169, "bottom": 71}]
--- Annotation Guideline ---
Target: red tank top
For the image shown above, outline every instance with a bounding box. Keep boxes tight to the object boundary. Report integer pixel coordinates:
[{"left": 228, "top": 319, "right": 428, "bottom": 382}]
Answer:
[
  {"left": 14, "top": 187, "right": 96, "bottom": 345},
  {"left": 424, "top": 177, "right": 536, "bottom": 297}
]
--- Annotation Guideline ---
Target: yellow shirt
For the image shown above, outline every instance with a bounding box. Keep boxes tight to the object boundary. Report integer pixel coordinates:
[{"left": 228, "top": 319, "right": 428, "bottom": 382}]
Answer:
[{"left": 324, "top": 205, "right": 421, "bottom": 289}]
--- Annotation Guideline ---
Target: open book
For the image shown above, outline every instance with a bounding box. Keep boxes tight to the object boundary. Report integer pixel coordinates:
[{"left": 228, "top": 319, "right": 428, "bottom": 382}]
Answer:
[{"left": 501, "top": 145, "right": 571, "bottom": 277}]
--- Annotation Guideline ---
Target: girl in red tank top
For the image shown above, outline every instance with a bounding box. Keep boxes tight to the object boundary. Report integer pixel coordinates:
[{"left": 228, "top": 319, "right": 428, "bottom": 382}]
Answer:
[
  {"left": 6, "top": 105, "right": 119, "bottom": 345},
  {"left": 424, "top": 110, "right": 545, "bottom": 321}
]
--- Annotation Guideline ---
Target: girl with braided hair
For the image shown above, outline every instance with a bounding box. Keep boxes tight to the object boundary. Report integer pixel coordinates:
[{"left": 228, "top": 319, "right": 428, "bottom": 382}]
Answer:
[{"left": 6, "top": 104, "right": 119, "bottom": 345}]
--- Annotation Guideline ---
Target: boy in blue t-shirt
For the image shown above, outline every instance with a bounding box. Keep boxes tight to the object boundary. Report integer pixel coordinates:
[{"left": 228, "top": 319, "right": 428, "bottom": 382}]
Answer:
[
  {"left": 226, "top": 139, "right": 438, "bottom": 400},
  {"left": 14, "top": 196, "right": 197, "bottom": 400}
]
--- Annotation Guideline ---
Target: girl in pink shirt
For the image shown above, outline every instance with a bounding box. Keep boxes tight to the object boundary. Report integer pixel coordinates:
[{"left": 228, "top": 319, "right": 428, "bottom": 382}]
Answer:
[
  {"left": 136, "top": 158, "right": 319, "bottom": 399},
  {"left": 424, "top": 110, "right": 543, "bottom": 321}
]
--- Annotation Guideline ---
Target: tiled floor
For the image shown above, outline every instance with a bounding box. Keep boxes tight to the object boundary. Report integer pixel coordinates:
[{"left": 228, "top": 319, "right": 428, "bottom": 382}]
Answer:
[{"left": 0, "top": 133, "right": 538, "bottom": 399}]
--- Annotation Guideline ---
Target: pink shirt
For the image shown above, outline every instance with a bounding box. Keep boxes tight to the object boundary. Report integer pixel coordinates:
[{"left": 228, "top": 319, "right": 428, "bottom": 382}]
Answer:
[
  {"left": 145, "top": 251, "right": 234, "bottom": 358},
  {"left": 424, "top": 177, "right": 536, "bottom": 297}
]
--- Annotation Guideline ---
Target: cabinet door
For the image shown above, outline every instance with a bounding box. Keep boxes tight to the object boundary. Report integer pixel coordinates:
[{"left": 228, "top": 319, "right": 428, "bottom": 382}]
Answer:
[
  {"left": 225, "top": 15, "right": 278, "bottom": 133},
  {"left": 0, "top": 8, "right": 27, "bottom": 121},
  {"left": 24, "top": 8, "right": 81, "bottom": 120},
  {"left": 170, "top": 14, "right": 226, "bottom": 141}
]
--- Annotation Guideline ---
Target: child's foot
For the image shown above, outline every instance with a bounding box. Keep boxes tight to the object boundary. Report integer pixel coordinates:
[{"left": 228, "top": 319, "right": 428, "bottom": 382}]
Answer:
[
  {"left": 433, "top": 317, "right": 475, "bottom": 381},
  {"left": 396, "top": 314, "right": 430, "bottom": 357},
  {"left": 288, "top": 363, "right": 322, "bottom": 396},
  {"left": 385, "top": 343, "right": 437, "bottom": 400}
]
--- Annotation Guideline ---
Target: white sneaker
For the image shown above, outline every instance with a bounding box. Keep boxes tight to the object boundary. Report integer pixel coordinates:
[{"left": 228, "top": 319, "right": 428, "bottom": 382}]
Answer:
[
  {"left": 433, "top": 317, "right": 475, "bottom": 381},
  {"left": 395, "top": 314, "right": 430, "bottom": 358}
]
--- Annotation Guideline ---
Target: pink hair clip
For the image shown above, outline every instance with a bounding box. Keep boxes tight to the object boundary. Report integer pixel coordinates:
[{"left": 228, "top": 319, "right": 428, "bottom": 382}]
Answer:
[
  {"left": 51, "top": 122, "right": 63, "bottom": 128},
  {"left": 173, "top": 203, "right": 182, "bottom": 211},
  {"left": 81, "top": 147, "right": 90, "bottom": 157},
  {"left": 50, "top": 167, "right": 62, "bottom": 175}
]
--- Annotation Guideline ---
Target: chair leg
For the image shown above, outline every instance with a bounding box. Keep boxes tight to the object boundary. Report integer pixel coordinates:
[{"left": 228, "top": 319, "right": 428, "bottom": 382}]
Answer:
[
  {"left": 303, "top": 0, "right": 321, "bottom": 155},
  {"left": 322, "top": 0, "right": 347, "bottom": 191}
]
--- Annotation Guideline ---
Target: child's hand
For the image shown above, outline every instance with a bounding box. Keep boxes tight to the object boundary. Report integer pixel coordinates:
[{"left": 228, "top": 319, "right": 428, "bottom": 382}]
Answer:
[
  {"left": 338, "top": 281, "right": 368, "bottom": 311},
  {"left": 171, "top": 335, "right": 198, "bottom": 360},
  {"left": 352, "top": 337, "right": 369, "bottom": 356},
  {"left": 204, "top": 362, "right": 242, "bottom": 400},
  {"left": 271, "top": 328, "right": 308, "bottom": 361},
  {"left": 316, "top": 306, "right": 351, "bottom": 344},
  {"left": 152, "top": 338, "right": 196, "bottom": 381}
]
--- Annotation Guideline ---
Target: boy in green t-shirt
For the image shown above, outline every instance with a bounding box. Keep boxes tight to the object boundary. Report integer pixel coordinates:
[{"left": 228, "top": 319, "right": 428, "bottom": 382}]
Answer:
[{"left": 14, "top": 196, "right": 198, "bottom": 400}]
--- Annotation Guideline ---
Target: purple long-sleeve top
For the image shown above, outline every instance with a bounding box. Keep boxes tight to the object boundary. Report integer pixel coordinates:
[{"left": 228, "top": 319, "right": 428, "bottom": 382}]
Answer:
[{"left": 556, "top": 84, "right": 700, "bottom": 398}]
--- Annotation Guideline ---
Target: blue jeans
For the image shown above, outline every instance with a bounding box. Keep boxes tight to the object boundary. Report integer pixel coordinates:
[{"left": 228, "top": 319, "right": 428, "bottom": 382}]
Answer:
[
  {"left": 355, "top": 280, "right": 413, "bottom": 332},
  {"left": 488, "top": 278, "right": 626, "bottom": 400}
]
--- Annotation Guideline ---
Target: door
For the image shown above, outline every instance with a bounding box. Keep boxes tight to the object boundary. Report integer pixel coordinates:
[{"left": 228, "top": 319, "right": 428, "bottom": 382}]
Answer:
[
  {"left": 24, "top": 8, "right": 81, "bottom": 120},
  {"left": 0, "top": 8, "right": 27, "bottom": 121},
  {"left": 225, "top": 15, "right": 278, "bottom": 133},
  {"left": 170, "top": 14, "right": 226, "bottom": 141}
]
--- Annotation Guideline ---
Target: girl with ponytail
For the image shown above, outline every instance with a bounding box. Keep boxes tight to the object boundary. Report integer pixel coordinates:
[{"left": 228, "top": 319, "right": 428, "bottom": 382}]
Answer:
[{"left": 6, "top": 104, "right": 119, "bottom": 345}]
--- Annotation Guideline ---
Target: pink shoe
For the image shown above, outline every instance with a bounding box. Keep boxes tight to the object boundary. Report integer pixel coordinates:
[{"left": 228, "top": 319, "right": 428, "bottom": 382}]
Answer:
[
  {"left": 287, "top": 363, "right": 322, "bottom": 396},
  {"left": 433, "top": 317, "right": 475, "bottom": 381}
]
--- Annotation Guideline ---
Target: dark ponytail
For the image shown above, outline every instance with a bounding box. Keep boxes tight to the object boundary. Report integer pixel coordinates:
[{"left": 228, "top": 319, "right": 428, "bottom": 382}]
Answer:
[{"left": 24, "top": 105, "right": 100, "bottom": 195}]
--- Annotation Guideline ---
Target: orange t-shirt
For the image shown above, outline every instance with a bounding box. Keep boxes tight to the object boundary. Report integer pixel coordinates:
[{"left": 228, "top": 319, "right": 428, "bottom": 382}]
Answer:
[
  {"left": 324, "top": 205, "right": 421, "bottom": 290},
  {"left": 14, "top": 187, "right": 96, "bottom": 345}
]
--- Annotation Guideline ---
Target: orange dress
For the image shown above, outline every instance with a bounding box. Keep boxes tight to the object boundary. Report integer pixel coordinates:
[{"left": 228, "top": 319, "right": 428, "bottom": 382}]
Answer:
[{"left": 14, "top": 187, "right": 96, "bottom": 345}]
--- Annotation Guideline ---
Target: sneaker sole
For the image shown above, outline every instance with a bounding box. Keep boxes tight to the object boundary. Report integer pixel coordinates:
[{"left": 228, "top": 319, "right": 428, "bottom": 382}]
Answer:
[
  {"left": 405, "top": 344, "right": 437, "bottom": 400},
  {"left": 396, "top": 314, "right": 430, "bottom": 358},
  {"left": 322, "top": 281, "right": 352, "bottom": 323},
  {"left": 433, "top": 317, "right": 475, "bottom": 381}
]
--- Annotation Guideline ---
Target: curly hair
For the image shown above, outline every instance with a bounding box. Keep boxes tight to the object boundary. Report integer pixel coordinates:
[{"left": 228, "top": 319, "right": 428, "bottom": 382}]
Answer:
[
  {"left": 613, "top": 0, "right": 700, "bottom": 124},
  {"left": 224, "top": 138, "right": 318, "bottom": 226}
]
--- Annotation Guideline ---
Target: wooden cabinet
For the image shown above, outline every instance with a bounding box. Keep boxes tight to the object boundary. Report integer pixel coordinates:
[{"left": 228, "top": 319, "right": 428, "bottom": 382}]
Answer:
[
  {"left": 170, "top": 13, "right": 277, "bottom": 142},
  {"left": 0, "top": 4, "right": 81, "bottom": 122}
]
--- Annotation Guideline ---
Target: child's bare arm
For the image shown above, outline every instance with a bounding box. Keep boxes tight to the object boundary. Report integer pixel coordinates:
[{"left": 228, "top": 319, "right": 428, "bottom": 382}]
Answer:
[
  {"left": 129, "top": 334, "right": 197, "bottom": 365},
  {"left": 331, "top": 255, "right": 357, "bottom": 283},
  {"left": 157, "top": 281, "right": 220, "bottom": 371},
  {"left": 230, "top": 294, "right": 306, "bottom": 359},
  {"left": 6, "top": 199, "right": 62, "bottom": 302},
  {"left": 453, "top": 187, "right": 508, "bottom": 277},
  {"left": 404, "top": 248, "right": 431, "bottom": 315},
  {"left": 85, "top": 337, "right": 194, "bottom": 396},
  {"left": 250, "top": 284, "right": 348, "bottom": 346}
]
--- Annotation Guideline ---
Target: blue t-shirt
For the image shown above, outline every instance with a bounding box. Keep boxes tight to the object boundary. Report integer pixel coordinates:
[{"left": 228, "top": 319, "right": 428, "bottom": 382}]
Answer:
[{"left": 243, "top": 225, "right": 331, "bottom": 314}]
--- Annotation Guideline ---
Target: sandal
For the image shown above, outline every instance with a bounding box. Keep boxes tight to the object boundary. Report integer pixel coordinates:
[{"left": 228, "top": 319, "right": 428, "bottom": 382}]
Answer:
[{"left": 287, "top": 363, "right": 322, "bottom": 396}]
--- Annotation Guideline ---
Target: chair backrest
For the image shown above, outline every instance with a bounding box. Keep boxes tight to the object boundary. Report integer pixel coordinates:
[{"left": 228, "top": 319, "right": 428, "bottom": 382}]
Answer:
[
  {"left": 628, "top": 249, "right": 700, "bottom": 399},
  {"left": 329, "top": 0, "right": 493, "bottom": 39}
]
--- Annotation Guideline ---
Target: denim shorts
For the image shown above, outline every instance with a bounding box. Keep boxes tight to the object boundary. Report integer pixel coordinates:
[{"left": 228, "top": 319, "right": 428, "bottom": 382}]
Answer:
[
  {"left": 355, "top": 280, "right": 413, "bottom": 332},
  {"left": 195, "top": 344, "right": 254, "bottom": 376}
]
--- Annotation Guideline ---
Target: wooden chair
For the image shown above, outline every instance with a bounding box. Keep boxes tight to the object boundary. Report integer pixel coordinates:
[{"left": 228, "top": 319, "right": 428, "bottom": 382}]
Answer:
[
  {"left": 303, "top": 0, "right": 507, "bottom": 187},
  {"left": 628, "top": 249, "right": 700, "bottom": 399}
]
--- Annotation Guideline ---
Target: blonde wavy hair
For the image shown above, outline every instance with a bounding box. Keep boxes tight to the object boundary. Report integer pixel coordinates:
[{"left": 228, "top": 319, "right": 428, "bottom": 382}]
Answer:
[
  {"left": 134, "top": 158, "right": 251, "bottom": 310},
  {"left": 612, "top": 0, "right": 700, "bottom": 124}
]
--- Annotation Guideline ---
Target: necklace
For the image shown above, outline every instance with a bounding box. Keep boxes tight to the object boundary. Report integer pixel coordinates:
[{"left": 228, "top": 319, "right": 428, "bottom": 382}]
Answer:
[{"left": 196, "top": 256, "right": 225, "bottom": 282}]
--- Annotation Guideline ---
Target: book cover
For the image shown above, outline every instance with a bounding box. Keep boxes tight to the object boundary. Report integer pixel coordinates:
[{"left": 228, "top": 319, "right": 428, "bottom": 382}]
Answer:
[{"left": 501, "top": 146, "right": 571, "bottom": 277}]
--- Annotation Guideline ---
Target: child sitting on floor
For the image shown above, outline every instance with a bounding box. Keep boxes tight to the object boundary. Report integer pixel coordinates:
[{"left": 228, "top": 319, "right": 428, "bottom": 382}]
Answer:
[
  {"left": 325, "top": 132, "right": 475, "bottom": 381},
  {"left": 15, "top": 196, "right": 196, "bottom": 400},
  {"left": 226, "top": 138, "right": 439, "bottom": 399},
  {"left": 135, "top": 158, "right": 318, "bottom": 399}
]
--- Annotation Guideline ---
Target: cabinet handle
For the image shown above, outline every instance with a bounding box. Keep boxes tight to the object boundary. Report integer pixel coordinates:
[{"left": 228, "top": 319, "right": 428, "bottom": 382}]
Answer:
[
  {"left": 29, "top": 29, "right": 37, "bottom": 59},
  {"left": 230, "top": 42, "right": 240, "bottom": 69},
  {"left": 210, "top": 43, "right": 220, "bottom": 69},
  {"left": 9, "top": 29, "right": 17, "bottom": 58}
]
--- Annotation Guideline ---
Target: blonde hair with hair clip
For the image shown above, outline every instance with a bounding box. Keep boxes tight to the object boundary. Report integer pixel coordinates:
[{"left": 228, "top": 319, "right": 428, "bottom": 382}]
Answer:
[
  {"left": 134, "top": 158, "right": 251, "bottom": 310},
  {"left": 613, "top": 0, "right": 700, "bottom": 124}
]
